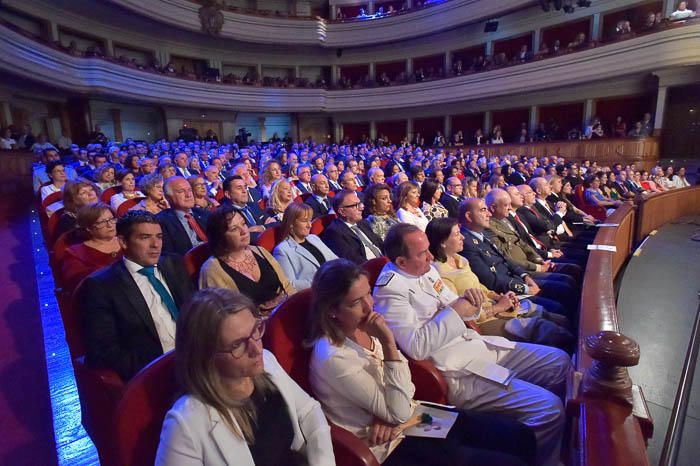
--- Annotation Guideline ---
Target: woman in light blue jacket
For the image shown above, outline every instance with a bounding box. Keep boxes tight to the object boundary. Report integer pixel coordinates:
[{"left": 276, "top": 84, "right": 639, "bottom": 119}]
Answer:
[{"left": 274, "top": 203, "right": 337, "bottom": 290}]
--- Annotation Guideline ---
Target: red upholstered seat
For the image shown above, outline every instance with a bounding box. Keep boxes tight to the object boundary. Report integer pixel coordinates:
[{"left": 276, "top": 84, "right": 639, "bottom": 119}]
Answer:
[
  {"left": 361, "top": 257, "right": 390, "bottom": 287},
  {"left": 41, "top": 191, "right": 63, "bottom": 210},
  {"left": 45, "top": 207, "right": 66, "bottom": 251},
  {"left": 311, "top": 213, "right": 336, "bottom": 235},
  {"left": 100, "top": 186, "right": 122, "bottom": 203},
  {"left": 116, "top": 197, "right": 146, "bottom": 217},
  {"left": 264, "top": 289, "right": 381, "bottom": 466},
  {"left": 183, "top": 242, "right": 211, "bottom": 285},
  {"left": 68, "top": 280, "right": 125, "bottom": 464},
  {"left": 574, "top": 184, "right": 607, "bottom": 221},
  {"left": 255, "top": 224, "right": 283, "bottom": 253},
  {"left": 112, "top": 351, "right": 176, "bottom": 466}
]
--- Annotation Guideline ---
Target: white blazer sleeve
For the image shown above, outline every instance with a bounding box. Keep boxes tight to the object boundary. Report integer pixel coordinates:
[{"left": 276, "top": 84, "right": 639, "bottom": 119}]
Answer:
[
  {"left": 155, "top": 409, "right": 204, "bottom": 466},
  {"left": 319, "top": 341, "right": 415, "bottom": 424},
  {"left": 374, "top": 279, "right": 466, "bottom": 361},
  {"left": 266, "top": 352, "right": 336, "bottom": 466}
]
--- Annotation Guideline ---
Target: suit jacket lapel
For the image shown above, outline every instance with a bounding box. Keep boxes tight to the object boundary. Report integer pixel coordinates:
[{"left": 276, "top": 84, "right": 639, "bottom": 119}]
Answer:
[
  {"left": 114, "top": 261, "right": 159, "bottom": 340},
  {"left": 290, "top": 240, "right": 319, "bottom": 266},
  {"left": 209, "top": 409, "right": 254, "bottom": 466}
]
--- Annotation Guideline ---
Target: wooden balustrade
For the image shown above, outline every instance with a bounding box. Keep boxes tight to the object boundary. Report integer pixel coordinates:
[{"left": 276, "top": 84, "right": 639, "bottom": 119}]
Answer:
[
  {"left": 445, "top": 137, "right": 660, "bottom": 170},
  {"left": 636, "top": 186, "right": 700, "bottom": 243},
  {"left": 572, "top": 185, "right": 700, "bottom": 465}
]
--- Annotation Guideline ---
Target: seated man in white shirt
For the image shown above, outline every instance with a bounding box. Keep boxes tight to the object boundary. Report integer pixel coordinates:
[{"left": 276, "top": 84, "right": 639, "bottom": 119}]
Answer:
[
  {"left": 79, "top": 211, "right": 194, "bottom": 380},
  {"left": 671, "top": 1, "right": 695, "bottom": 19},
  {"left": 373, "top": 223, "right": 571, "bottom": 466}
]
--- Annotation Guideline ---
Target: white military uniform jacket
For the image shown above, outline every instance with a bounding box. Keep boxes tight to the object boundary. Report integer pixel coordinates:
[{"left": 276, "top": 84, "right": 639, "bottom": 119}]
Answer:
[{"left": 373, "top": 262, "right": 515, "bottom": 385}]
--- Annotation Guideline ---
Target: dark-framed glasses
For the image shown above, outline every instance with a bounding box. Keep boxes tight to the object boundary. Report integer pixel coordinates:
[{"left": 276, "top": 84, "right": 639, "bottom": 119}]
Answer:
[
  {"left": 217, "top": 319, "right": 266, "bottom": 359},
  {"left": 93, "top": 217, "right": 117, "bottom": 228}
]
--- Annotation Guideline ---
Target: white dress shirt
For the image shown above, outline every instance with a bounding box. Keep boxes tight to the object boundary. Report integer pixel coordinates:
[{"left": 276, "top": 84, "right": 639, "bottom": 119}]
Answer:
[
  {"left": 396, "top": 207, "right": 430, "bottom": 231},
  {"left": 123, "top": 257, "right": 176, "bottom": 353}
]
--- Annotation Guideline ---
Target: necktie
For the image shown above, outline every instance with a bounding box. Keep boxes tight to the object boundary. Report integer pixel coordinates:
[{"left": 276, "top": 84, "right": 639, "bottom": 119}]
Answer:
[
  {"left": 184, "top": 213, "right": 207, "bottom": 242},
  {"left": 321, "top": 198, "right": 329, "bottom": 212},
  {"left": 514, "top": 214, "right": 547, "bottom": 249},
  {"left": 239, "top": 207, "right": 256, "bottom": 226},
  {"left": 351, "top": 224, "right": 381, "bottom": 258},
  {"left": 138, "top": 266, "right": 178, "bottom": 320}
]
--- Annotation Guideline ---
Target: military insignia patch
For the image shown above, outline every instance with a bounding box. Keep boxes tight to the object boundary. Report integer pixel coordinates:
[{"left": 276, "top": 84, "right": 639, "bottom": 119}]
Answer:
[
  {"left": 433, "top": 279, "right": 444, "bottom": 294},
  {"left": 375, "top": 272, "right": 394, "bottom": 287}
]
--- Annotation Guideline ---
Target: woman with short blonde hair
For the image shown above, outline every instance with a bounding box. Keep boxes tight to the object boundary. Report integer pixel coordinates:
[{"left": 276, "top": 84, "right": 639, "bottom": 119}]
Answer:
[
  {"left": 273, "top": 203, "right": 337, "bottom": 290},
  {"left": 156, "top": 287, "right": 334, "bottom": 466},
  {"left": 266, "top": 179, "right": 295, "bottom": 222}
]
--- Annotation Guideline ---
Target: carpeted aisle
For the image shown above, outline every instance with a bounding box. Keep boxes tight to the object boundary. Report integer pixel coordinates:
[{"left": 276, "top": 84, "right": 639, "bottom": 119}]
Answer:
[{"left": 0, "top": 189, "right": 57, "bottom": 466}]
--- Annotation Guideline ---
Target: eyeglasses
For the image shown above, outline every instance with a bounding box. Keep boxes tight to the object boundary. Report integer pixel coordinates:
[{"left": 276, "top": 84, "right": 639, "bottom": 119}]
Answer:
[
  {"left": 217, "top": 319, "right": 266, "bottom": 359},
  {"left": 340, "top": 201, "right": 363, "bottom": 210},
  {"left": 93, "top": 217, "right": 117, "bottom": 228}
]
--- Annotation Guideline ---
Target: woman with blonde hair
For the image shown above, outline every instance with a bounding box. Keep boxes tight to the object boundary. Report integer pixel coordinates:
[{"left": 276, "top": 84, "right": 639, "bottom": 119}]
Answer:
[
  {"left": 188, "top": 175, "right": 220, "bottom": 210},
  {"left": 156, "top": 288, "right": 334, "bottom": 466},
  {"left": 260, "top": 159, "right": 283, "bottom": 200},
  {"left": 273, "top": 203, "right": 337, "bottom": 290},
  {"left": 199, "top": 206, "right": 295, "bottom": 315},
  {"left": 266, "top": 178, "right": 295, "bottom": 222},
  {"left": 395, "top": 181, "right": 429, "bottom": 231}
]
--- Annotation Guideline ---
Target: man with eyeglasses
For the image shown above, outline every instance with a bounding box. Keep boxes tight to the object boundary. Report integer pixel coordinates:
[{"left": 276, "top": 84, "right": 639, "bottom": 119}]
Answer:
[
  {"left": 79, "top": 211, "right": 193, "bottom": 381},
  {"left": 324, "top": 163, "right": 342, "bottom": 192},
  {"left": 441, "top": 176, "right": 464, "bottom": 218},
  {"left": 157, "top": 176, "right": 210, "bottom": 255},
  {"left": 320, "top": 190, "right": 383, "bottom": 264}
]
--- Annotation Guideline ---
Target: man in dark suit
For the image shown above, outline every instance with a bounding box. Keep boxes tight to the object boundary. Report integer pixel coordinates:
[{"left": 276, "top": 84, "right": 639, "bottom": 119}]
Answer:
[
  {"left": 295, "top": 164, "right": 313, "bottom": 194},
  {"left": 459, "top": 198, "right": 578, "bottom": 318},
  {"left": 157, "top": 176, "right": 210, "bottom": 255},
  {"left": 321, "top": 190, "right": 383, "bottom": 264},
  {"left": 305, "top": 174, "right": 332, "bottom": 219},
  {"left": 440, "top": 176, "right": 463, "bottom": 218},
  {"left": 229, "top": 163, "right": 262, "bottom": 204},
  {"left": 508, "top": 162, "right": 529, "bottom": 186},
  {"left": 221, "top": 175, "right": 273, "bottom": 240},
  {"left": 325, "top": 163, "right": 343, "bottom": 193},
  {"left": 79, "top": 211, "right": 193, "bottom": 380},
  {"left": 173, "top": 152, "right": 192, "bottom": 178}
]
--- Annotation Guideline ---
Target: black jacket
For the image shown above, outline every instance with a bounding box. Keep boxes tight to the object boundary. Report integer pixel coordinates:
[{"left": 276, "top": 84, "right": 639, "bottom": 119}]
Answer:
[
  {"left": 320, "top": 219, "right": 383, "bottom": 265},
  {"left": 157, "top": 208, "right": 210, "bottom": 256},
  {"left": 79, "top": 254, "right": 193, "bottom": 380},
  {"left": 459, "top": 227, "right": 528, "bottom": 294},
  {"left": 305, "top": 195, "right": 331, "bottom": 219}
]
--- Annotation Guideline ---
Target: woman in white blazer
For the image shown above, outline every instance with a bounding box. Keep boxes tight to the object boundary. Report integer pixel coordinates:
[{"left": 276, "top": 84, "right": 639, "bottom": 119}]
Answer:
[
  {"left": 306, "top": 259, "right": 534, "bottom": 466},
  {"left": 273, "top": 203, "right": 337, "bottom": 290},
  {"left": 156, "top": 288, "right": 335, "bottom": 466}
]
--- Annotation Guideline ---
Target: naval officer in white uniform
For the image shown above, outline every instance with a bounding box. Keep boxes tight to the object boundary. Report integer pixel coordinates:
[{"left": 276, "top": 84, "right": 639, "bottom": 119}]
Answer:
[{"left": 373, "top": 223, "right": 571, "bottom": 466}]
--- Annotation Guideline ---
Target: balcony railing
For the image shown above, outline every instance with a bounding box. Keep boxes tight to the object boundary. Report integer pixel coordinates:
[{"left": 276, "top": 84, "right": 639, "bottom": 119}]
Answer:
[{"left": 0, "top": 17, "right": 698, "bottom": 112}]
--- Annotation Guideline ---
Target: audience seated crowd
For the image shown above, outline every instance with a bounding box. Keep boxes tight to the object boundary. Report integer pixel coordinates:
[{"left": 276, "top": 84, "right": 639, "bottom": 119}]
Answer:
[{"left": 29, "top": 130, "right": 694, "bottom": 466}]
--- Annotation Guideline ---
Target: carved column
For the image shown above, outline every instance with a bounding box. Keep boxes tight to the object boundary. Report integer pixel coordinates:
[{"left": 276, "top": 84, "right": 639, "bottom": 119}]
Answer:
[
  {"left": 406, "top": 118, "right": 414, "bottom": 143},
  {"left": 590, "top": 13, "right": 602, "bottom": 42},
  {"left": 0, "top": 101, "right": 12, "bottom": 128},
  {"left": 653, "top": 86, "right": 669, "bottom": 137},
  {"left": 369, "top": 121, "right": 377, "bottom": 141},
  {"left": 368, "top": 1, "right": 375, "bottom": 15},
  {"left": 529, "top": 105, "right": 539, "bottom": 135},
  {"left": 406, "top": 58, "right": 413, "bottom": 76},
  {"left": 110, "top": 108, "right": 123, "bottom": 142},
  {"left": 444, "top": 51, "right": 452, "bottom": 76},
  {"left": 584, "top": 99, "right": 596, "bottom": 128},
  {"left": 47, "top": 21, "right": 60, "bottom": 43},
  {"left": 368, "top": 62, "right": 376, "bottom": 81},
  {"left": 104, "top": 39, "right": 114, "bottom": 57},
  {"left": 485, "top": 41, "right": 494, "bottom": 57},
  {"left": 580, "top": 331, "right": 640, "bottom": 406},
  {"left": 257, "top": 117, "right": 267, "bottom": 143},
  {"left": 483, "top": 111, "right": 492, "bottom": 135},
  {"left": 662, "top": 0, "right": 676, "bottom": 17},
  {"left": 533, "top": 29, "right": 541, "bottom": 53},
  {"left": 444, "top": 115, "right": 452, "bottom": 139}
]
